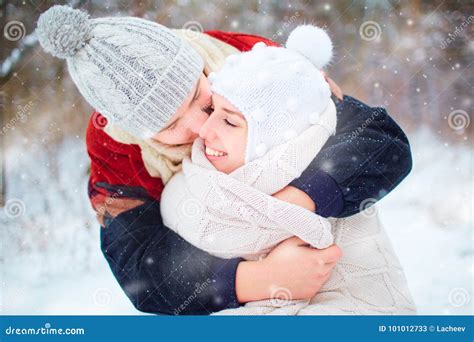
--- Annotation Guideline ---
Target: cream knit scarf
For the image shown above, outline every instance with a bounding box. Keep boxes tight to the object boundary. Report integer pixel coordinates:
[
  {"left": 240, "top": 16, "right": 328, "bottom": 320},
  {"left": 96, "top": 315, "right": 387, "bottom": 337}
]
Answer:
[
  {"left": 161, "top": 100, "right": 338, "bottom": 258},
  {"left": 104, "top": 29, "right": 240, "bottom": 184},
  {"left": 160, "top": 99, "right": 417, "bottom": 315}
]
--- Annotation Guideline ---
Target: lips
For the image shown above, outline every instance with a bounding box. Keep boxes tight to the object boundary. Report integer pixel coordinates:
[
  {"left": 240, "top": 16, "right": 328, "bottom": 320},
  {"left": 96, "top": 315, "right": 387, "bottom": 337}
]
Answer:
[{"left": 205, "top": 145, "right": 227, "bottom": 158}]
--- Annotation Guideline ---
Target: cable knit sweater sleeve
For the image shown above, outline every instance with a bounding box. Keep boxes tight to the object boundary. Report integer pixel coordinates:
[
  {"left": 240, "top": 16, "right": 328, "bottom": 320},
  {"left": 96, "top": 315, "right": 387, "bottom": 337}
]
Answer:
[{"left": 290, "top": 95, "right": 412, "bottom": 218}]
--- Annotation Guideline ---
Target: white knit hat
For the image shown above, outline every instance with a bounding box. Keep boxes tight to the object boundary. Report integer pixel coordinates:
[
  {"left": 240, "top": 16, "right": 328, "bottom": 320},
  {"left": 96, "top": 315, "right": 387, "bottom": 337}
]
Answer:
[
  {"left": 210, "top": 25, "right": 334, "bottom": 162},
  {"left": 37, "top": 5, "right": 204, "bottom": 139}
]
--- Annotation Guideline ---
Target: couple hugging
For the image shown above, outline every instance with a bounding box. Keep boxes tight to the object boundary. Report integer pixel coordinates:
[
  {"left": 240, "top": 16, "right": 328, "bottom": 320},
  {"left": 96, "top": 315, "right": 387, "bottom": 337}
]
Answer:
[{"left": 37, "top": 6, "right": 416, "bottom": 315}]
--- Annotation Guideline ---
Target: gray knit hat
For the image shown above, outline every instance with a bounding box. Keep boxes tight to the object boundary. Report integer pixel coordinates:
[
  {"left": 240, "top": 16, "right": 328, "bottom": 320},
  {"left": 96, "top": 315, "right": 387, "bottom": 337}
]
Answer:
[{"left": 37, "top": 5, "right": 204, "bottom": 138}]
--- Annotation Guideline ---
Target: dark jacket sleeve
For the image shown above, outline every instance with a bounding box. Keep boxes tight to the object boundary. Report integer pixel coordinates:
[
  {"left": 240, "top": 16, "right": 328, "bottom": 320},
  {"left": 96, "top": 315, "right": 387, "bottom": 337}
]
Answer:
[
  {"left": 100, "top": 200, "right": 242, "bottom": 315},
  {"left": 290, "top": 95, "right": 412, "bottom": 218}
]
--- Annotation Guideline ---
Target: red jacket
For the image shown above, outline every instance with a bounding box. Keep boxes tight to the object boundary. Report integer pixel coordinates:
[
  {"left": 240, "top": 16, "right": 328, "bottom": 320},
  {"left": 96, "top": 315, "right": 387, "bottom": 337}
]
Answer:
[{"left": 86, "top": 31, "right": 280, "bottom": 218}]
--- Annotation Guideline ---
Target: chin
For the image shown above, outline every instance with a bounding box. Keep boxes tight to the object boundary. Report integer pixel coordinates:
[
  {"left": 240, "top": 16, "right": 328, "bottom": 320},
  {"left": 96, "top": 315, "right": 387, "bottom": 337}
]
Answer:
[
  {"left": 209, "top": 160, "right": 233, "bottom": 174},
  {"left": 211, "top": 161, "right": 229, "bottom": 173}
]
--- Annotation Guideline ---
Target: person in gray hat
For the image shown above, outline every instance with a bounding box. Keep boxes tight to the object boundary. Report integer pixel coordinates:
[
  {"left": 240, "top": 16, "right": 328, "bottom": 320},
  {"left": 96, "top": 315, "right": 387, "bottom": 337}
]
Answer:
[{"left": 37, "top": 5, "right": 203, "bottom": 139}]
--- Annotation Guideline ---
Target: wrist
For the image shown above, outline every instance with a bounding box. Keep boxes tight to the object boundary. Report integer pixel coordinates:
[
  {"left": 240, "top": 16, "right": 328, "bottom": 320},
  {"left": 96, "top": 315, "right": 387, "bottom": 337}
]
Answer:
[
  {"left": 235, "top": 260, "right": 270, "bottom": 303},
  {"left": 273, "top": 186, "right": 316, "bottom": 212}
]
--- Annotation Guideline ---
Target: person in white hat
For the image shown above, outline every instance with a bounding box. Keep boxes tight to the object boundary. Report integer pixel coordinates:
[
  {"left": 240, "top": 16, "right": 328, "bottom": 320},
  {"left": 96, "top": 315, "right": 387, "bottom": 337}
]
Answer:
[{"left": 160, "top": 25, "right": 416, "bottom": 315}]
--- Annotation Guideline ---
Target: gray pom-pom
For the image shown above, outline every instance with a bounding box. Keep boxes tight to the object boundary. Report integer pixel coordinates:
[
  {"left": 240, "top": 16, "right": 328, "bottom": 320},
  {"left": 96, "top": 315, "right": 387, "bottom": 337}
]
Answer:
[{"left": 37, "top": 5, "right": 91, "bottom": 59}]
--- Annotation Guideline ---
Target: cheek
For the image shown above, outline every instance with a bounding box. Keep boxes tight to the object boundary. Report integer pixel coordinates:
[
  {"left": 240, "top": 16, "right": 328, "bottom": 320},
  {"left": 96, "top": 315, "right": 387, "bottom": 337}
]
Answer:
[
  {"left": 176, "top": 126, "right": 198, "bottom": 144},
  {"left": 225, "top": 130, "right": 246, "bottom": 162},
  {"left": 156, "top": 127, "right": 195, "bottom": 145},
  {"left": 237, "top": 130, "right": 247, "bottom": 162}
]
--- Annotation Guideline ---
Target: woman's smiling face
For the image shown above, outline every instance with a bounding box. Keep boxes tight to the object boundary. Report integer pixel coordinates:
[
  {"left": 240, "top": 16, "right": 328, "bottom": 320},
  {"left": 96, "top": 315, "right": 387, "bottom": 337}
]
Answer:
[{"left": 199, "top": 94, "right": 248, "bottom": 174}]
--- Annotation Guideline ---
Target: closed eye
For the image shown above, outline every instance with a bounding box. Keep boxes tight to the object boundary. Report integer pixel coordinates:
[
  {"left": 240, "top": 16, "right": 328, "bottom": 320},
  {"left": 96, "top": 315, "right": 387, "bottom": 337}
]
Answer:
[
  {"left": 167, "top": 123, "right": 177, "bottom": 130},
  {"left": 225, "top": 119, "right": 237, "bottom": 127}
]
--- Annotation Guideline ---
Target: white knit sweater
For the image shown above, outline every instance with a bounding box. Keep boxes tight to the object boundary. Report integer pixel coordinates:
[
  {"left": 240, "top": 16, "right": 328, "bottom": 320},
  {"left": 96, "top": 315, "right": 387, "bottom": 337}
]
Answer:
[{"left": 160, "top": 100, "right": 416, "bottom": 315}]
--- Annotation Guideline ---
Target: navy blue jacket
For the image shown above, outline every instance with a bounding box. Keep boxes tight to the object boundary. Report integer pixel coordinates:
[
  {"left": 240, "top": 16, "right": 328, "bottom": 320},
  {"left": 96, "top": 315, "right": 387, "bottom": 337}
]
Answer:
[{"left": 100, "top": 94, "right": 412, "bottom": 315}]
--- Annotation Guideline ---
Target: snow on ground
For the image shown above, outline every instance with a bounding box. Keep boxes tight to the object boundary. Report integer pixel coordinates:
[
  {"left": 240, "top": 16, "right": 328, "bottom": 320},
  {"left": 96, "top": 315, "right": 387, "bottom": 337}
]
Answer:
[
  {"left": 378, "top": 129, "right": 473, "bottom": 315},
  {"left": 1, "top": 130, "right": 472, "bottom": 315},
  {"left": 1, "top": 136, "right": 139, "bottom": 315}
]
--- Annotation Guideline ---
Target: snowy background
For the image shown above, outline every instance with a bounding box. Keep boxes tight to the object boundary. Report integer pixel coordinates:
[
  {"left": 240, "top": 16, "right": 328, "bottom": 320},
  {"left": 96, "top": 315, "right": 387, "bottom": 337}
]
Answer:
[{"left": 1, "top": 1, "right": 472, "bottom": 315}]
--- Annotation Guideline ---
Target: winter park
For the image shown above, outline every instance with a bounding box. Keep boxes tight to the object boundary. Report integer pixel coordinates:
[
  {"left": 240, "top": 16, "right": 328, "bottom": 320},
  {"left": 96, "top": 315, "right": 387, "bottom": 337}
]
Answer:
[{"left": 0, "top": 0, "right": 472, "bottom": 323}]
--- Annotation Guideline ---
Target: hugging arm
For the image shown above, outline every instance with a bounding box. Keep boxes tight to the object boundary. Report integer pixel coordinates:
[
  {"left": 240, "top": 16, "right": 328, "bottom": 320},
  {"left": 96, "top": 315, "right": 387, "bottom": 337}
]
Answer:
[
  {"left": 87, "top": 116, "right": 242, "bottom": 315},
  {"left": 88, "top": 113, "right": 340, "bottom": 315},
  {"left": 100, "top": 200, "right": 242, "bottom": 315},
  {"left": 290, "top": 94, "right": 412, "bottom": 218}
]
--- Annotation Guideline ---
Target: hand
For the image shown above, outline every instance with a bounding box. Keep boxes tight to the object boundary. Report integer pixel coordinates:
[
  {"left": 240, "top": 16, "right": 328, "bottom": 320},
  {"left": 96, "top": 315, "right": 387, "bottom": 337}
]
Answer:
[
  {"left": 235, "top": 236, "right": 342, "bottom": 303},
  {"left": 273, "top": 185, "right": 316, "bottom": 212},
  {"left": 321, "top": 71, "right": 343, "bottom": 100}
]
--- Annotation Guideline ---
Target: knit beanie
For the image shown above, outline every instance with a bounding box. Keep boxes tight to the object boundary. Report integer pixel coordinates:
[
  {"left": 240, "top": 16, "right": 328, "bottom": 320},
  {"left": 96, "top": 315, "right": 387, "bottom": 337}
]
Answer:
[
  {"left": 36, "top": 5, "right": 204, "bottom": 139},
  {"left": 210, "top": 25, "right": 334, "bottom": 163}
]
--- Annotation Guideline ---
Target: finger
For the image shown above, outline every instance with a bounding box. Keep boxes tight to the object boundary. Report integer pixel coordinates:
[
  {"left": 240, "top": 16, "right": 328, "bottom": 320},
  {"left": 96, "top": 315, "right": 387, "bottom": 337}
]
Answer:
[
  {"left": 322, "top": 270, "right": 332, "bottom": 282},
  {"left": 312, "top": 244, "right": 343, "bottom": 263},
  {"left": 285, "top": 237, "right": 324, "bottom": 249},
  {"left": 310, "top": 268, "right": 332, "bottom": 285},
  {"left": 284, "top": 236, "right": 307, "bottom": 246},
  {"left": 311, "top": 262, "right": 336, "bottom": 278},
  {"left": 322, "top": 261, "right": 338, "bottom": 275},
  {"left": 323, "top": 261, "right": 338, "bottom": 270}
]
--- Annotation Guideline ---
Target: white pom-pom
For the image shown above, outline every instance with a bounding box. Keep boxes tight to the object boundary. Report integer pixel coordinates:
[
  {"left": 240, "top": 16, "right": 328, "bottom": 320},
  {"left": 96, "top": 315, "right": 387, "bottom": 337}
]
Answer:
[
  {"left": 37, "top": 5, "right": 91, "bottom": 59},
  {"left": 286, "top": 25, "right": 333, "bottom": 69},
  {"left": 225, "top": 54, "right": 240, "bottom": 66},
  {"left": 252, "top": 42, "right": 267, "bottom": 50}
]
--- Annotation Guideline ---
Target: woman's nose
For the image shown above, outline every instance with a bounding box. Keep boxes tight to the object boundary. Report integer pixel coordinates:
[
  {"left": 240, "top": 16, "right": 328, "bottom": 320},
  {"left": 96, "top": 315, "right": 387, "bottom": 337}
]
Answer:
[
  {"left": 199, "top": 115, "right": 217, "bottom": 140},
  {"left": 189, "top": 110, "right": 209, "bottom": 135}
]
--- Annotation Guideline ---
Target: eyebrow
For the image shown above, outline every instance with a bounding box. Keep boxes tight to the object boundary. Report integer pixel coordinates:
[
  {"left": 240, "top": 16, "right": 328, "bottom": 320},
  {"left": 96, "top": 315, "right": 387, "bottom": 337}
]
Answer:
[{"left": 223, "top": 108, "right": 245, "bottom": 120}]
